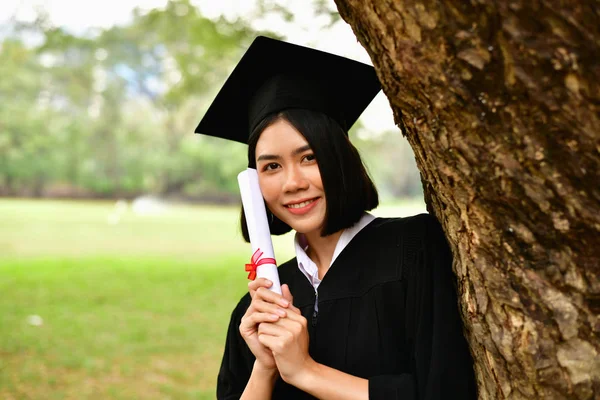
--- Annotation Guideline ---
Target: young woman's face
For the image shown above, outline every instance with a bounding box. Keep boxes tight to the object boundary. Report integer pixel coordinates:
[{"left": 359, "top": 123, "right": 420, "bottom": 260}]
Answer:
[{"left": 255, "top": 119, "right": 326, "bottom": 236}]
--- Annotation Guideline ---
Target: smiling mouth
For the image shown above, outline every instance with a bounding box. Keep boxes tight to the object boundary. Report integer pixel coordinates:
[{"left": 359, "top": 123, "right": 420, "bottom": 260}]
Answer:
[{"left": 286, "top": 198, "right": 318, "bottom": 209}]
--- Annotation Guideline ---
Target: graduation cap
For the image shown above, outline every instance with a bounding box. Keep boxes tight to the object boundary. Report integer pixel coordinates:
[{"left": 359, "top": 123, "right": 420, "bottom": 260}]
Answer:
[{"left": 194, "top": 36, "right": 381, "bottom": 144}]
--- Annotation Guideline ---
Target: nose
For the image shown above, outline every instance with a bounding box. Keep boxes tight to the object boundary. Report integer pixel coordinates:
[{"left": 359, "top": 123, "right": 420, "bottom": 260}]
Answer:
[{"left": 282, "top": 165, "right": 309, "bottom": 193}]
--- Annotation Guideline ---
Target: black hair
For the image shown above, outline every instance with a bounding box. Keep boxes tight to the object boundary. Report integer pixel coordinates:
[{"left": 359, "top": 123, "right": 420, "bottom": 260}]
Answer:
[{"left": 240, "top": 108, "right": 378, "bottom": 242}]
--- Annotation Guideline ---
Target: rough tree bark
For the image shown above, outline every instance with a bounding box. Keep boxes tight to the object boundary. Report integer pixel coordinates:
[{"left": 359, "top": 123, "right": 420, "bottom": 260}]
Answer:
[{"left": 334, "top": 0, "right": 600, "bottom": 399}]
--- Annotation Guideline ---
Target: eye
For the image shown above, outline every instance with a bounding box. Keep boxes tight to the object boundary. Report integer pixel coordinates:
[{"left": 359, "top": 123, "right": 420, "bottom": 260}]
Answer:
[
  {"left": 263, "top": 162, "right": 280, "bottom": 171},
  {"left": 302, "top": 153, "right": 316, "bottom": 162}
]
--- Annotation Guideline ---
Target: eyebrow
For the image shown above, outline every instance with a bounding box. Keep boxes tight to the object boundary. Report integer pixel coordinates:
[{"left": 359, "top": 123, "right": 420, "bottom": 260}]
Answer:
[{"left": 256, "top": 144, "right": 312, "bottom": 162}]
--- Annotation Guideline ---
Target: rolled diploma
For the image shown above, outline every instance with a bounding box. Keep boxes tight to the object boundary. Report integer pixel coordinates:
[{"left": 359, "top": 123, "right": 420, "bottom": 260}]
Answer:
[{"left": 237, "top": 168, "right": 282, "bottom": 294}]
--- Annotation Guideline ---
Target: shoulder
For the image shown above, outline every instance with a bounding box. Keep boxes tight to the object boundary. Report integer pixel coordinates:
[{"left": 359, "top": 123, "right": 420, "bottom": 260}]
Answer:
[
  {"left": 276, "top": 256, "right": 299, "bottom": 282},
  {"left": 366, "top": 213, "right": 449, "bottom": 269},
  {"left": 277, "top": 256, "right": 298, "bottom": 271},
  {"left": 365, "top": 212, "right": 442, "bottom": 242},
  {"left": 373, "top": 212, "right": 438, "bottom": 228}
]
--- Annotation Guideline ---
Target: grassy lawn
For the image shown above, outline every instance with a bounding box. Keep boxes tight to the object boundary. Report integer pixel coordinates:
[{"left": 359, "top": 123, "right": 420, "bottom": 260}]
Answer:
[
  {"left": 0, "top": 198, "right": 295, "bottom": 260},
  {"left": 0, "top": 198, "right": 425, "bottom": 399},
  {"left": 1, "top": 257, "right": 246, "bottom": 399}
]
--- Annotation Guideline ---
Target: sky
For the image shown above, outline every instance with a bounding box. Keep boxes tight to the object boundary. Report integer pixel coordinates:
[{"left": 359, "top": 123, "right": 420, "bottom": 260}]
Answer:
[{"left": 0, "top": 0, "right": 398, "bottom": 134}]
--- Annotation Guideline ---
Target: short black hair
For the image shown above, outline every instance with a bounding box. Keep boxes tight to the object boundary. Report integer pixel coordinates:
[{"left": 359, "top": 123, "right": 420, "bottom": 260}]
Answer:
[{"left": 240, "top": 108, "right": 378, "bottom": 242}]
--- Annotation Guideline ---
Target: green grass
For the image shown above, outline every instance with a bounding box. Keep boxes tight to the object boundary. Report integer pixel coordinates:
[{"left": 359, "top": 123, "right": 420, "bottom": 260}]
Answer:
[
  {"left": 1, "top": 256, "right": 247, "bottom": 399},
  {"left": 0, "top": 198, "right": 425, "bottom": 399},
  {"left": 0, "top": 198, "right": 296, "bottom": 260},
  {"left": 0, "top": 198, "right": 296, "bottom": 399}
]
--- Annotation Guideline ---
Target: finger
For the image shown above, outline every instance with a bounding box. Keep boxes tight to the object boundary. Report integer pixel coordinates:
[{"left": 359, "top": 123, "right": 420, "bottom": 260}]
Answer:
[
  {"left": 254, "top": 286, "right": 290, "bottom": 308},
  {"left": 248, "top": 298, "right": 288, "bottom": 318},
  {"left": 240, "top": 312, "right": 282, "bottom": 332},
  {"left": 279, "top": 284, "right": 299, "bottom": 313},
  {"left": 281, "top": 284, "right": 301, "bottom": 314},
  {"left": 281, "top": 284, "right": 294, "bottom": 303},
  {"left": 258, "top": 321, "right": 290, "bottom": 337},
  {"left": 274, "top": 311, "right": 307, "bottom": 329},
  {"left": 248, "top": 278, "right": 273, "bottom": 297},
  {"left": 243, "top": 297, "right": 286, "bottom": 320},
  {"left": 255, "top": 313, "right": 303, "bottom": 333},
  {"left": 257, "top": 333, "right": 281, "bottom": 352}
]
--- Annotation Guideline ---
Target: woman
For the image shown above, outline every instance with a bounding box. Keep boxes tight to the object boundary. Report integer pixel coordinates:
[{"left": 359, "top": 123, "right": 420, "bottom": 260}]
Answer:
[{"left": 196, "top": 36, "right": 476, "bottom": 399}]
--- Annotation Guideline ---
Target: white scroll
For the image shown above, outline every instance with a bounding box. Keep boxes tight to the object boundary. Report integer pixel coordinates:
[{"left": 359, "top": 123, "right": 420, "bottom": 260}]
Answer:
[{"left": 237, "top": 168, "right": 282, "bottom": 294}]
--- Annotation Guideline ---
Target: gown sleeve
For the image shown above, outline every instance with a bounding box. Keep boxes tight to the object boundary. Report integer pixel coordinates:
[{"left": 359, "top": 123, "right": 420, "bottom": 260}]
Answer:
[
  {"left": 368, "top": 215, "right": 477, "bottom": 400},
  {"left": 216, "top": 293, "right": 255, "bottom": 400}
]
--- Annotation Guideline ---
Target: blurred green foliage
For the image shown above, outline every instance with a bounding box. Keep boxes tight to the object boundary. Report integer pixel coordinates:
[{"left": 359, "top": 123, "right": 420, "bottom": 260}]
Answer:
[
  {"left": 0, "top": 0, "right": 421, "bottom": 202},
  {"left": 0, "top": 0, "right": 264, "bottom": 200}
]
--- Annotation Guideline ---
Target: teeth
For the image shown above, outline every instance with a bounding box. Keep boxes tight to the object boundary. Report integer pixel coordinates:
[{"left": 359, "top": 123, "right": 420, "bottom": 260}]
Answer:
[{"left": 287, "top": 199, "right": 315, "bottom": 209}]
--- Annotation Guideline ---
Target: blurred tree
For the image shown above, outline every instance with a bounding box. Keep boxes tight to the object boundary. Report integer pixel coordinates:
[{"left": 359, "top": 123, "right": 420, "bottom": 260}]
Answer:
[
  {"left": 88, "top": 0, "right": 262, "bottom": 198},
  {"left": 351, "top": 129, "right": 422, "bottom": 200},
  {"left": 0, "top": 0, "right": 422, "bottom": 202},
  {"left": 0, "top": 0, "right": 269, "bottom": 200},
  {"left": 335, "top": 0, "right": 600, "bottom": 398}
]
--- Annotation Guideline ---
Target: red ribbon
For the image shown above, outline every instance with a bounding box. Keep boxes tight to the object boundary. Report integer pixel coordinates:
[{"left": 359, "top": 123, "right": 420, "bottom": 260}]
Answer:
[{"left": 245, "top": 248, "right": 276, "bottom": 281}]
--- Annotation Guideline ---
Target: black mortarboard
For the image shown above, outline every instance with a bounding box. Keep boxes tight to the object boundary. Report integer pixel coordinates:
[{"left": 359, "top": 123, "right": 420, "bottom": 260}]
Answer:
[{"left": 194, "top": 36, "right": 381, "bottom": 144}]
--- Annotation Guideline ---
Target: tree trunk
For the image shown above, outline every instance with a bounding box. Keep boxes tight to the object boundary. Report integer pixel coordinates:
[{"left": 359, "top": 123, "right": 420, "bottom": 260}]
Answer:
[{"left": 334, "top": 0, "right": 600, "bottom": 398}]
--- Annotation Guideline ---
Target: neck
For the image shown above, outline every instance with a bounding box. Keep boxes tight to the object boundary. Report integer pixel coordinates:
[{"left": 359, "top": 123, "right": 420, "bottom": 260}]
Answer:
[{"left": 303, "top": 229, "right": 343, "bottom": 280}]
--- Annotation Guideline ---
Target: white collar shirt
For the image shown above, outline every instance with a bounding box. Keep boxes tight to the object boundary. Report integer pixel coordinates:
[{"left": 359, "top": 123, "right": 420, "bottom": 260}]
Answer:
[{"left": 294, "top": 212, "right": 376, "bottom": 294}]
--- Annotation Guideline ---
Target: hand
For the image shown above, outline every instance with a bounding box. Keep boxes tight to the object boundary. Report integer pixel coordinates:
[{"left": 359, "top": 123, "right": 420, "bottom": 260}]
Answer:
[
  {"left": 257, "top": 284, "right": 315, "bottom": 385},
  {"left": 248, "top": 277, "right": 276, "bottom": 300},
  {"left": 239, "top": 279, "right": 291, "bottom": 371}
]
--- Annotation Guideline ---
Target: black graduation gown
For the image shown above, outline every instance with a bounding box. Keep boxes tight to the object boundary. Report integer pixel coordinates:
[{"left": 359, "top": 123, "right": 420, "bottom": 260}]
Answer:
[{"left": 217, "top": 214, "right": 477, "bottom": 399}]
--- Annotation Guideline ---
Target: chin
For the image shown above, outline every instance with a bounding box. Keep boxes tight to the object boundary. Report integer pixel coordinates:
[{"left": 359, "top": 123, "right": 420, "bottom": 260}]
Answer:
[
  {"left": 287, "top": 220, "right": 324, "bottom": 235},
  {"left": 293, "top": 226, "right": 321, "bottom": 235},
  {"left": 274, "top": 208, "right": 326, "bottom": 235}
]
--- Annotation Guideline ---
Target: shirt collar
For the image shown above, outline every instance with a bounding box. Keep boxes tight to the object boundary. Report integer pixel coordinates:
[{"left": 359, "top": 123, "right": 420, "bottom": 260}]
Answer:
[{"left": 294, "top": 212, "right": 376, "bottom": 288}]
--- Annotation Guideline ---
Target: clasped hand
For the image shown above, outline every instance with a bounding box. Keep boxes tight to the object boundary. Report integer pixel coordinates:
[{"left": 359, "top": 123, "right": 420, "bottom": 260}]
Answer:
[{"left": 239, "top": 278, "right": 313, "bottom": 384}]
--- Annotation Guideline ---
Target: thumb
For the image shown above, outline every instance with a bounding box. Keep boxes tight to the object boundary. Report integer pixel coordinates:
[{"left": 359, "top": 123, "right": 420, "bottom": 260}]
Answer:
[
  {"left": 281, "top": 284, "right": 300, "bottom": 314},
  {"left": 281, "top": 284, "right": 294, "bottom": 304}
]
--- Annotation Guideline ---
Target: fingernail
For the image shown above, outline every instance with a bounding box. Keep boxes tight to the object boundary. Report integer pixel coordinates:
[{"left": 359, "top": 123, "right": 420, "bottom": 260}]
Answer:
[
  {"left": 270, "top": 314, "right": 279, "bottom": 320},
  {"left": 266, "top": 280, "right": 272, "bottom": 286},
  {"left": 277, "top": 309, "right": 286, "bottom": 317},
  {"left": 280, "top": 299, "right": 289, "bottom": 307}
]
